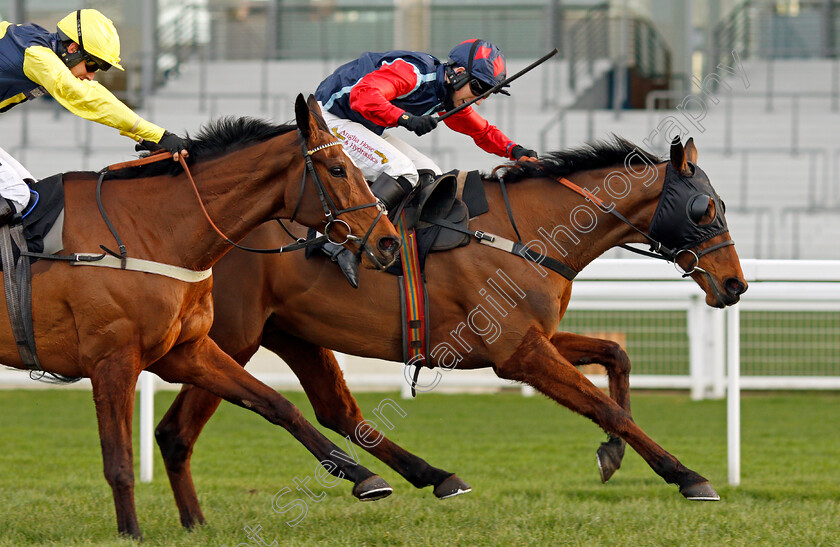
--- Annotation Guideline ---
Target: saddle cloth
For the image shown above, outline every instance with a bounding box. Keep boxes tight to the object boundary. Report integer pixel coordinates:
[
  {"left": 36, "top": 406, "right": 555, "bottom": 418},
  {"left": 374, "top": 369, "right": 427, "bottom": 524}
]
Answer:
[{"left": 0, "top": 173, "right": 65, "bottom": 269}]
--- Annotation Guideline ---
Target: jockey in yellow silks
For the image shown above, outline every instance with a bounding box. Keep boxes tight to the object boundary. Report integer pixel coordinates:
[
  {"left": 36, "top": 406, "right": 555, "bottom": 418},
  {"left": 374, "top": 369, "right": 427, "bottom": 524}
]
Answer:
[{"left": 0, "top": 9, "right": 188, "bottom": 224}]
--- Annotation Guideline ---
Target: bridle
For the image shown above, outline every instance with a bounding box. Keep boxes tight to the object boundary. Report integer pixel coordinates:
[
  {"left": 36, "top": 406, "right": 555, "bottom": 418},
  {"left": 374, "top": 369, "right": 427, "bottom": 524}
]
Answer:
[
  {"left": 182, "top": 130, "right": 386, "bottom": 261},
  {"left": 550, "top": 174, "right": 734, "bottom": 278},
  {"left": 287, "top": 130, "right": 389, "bottom": 266},
  {"left": 491, "top": 169, "right": 734, "bottom": 281}
]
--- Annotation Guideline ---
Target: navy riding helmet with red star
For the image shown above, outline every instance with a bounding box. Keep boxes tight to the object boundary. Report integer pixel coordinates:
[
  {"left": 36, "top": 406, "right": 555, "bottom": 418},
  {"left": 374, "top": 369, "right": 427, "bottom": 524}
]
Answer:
[{"left": 447, "top": 39, "right": 509, "bottom": 96}]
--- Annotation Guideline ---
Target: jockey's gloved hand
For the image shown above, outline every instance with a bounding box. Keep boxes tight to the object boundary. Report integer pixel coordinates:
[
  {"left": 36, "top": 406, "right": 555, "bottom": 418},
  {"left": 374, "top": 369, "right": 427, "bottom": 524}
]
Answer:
[
  {"left": 397, "top": 113, "right": 438, "bottom": 136},
  {"left": 157, "top": 131, "right": 190, "bottom": 158},
  {"left": 511, "top": 145, "right": 539, "bottom": 161}
]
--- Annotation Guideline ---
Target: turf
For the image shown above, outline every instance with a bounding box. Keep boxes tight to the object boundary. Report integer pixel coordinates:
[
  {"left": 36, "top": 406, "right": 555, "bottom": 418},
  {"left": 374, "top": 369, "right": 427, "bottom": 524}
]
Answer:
[{"left": 0, "top": 389, "right": 837, "bottom": 546}]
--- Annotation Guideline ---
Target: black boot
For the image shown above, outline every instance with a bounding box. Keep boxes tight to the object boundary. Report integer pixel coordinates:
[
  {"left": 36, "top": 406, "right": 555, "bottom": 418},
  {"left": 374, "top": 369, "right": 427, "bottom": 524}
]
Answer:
[
  {"left": 321, "top": 241, "right": 360, "bottom": 289},
  {"left": 0, "top": 199, "right": 19, "bottom": 228},
  {"left": 370, "top": 172, "right": 414, "bottom": 221}
]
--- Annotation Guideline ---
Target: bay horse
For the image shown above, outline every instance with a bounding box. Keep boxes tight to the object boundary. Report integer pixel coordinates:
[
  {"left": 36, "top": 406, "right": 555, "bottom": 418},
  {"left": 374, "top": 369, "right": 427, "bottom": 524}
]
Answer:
[
  {"left": 154, "top": 136, "right": 749, "bottom": 528},
  {"left": 0, "top": 94, "right": 400, "bottom": 539}
]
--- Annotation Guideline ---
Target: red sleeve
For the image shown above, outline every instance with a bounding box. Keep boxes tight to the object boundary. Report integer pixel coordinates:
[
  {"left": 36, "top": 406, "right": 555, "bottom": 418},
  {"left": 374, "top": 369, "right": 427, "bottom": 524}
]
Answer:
[
  {"left": 349, "top": 59, "right": 419, "bottom": 127},
  {"left": 442, "top": 106, "right": 517, "bottom": 159}
]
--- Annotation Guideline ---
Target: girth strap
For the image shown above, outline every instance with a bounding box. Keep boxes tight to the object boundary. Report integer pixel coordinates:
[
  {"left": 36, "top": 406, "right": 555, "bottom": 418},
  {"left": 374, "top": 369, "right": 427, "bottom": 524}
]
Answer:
[
  {"left": 0, "top": 222, "right": 40, "bottom": 370},
  {"left": 425, "top": 217, "right": 579, "bottom": 281}
]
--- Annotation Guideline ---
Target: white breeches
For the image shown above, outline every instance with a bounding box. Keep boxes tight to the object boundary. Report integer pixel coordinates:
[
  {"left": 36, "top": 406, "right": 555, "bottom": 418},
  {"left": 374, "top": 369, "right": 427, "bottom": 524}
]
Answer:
[
  {"left": 320, "top": 107, "right": 441, "bottom": 186},
  {"left": 0, "top": 146, "right": 33, "bottom": 212}
]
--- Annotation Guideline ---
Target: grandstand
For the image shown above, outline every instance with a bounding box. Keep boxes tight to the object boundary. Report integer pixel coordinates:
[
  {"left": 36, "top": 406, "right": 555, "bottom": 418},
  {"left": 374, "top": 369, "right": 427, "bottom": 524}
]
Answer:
[{"left": 4, "top": 0, "right": 838, "bottom": 260}]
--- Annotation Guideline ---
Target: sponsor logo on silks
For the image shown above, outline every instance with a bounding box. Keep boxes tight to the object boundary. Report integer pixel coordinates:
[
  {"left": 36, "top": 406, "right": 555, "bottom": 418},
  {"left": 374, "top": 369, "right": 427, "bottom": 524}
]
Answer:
[
  {"left": 374, "top": 150, "right": 389, "bottom": 164},
  {"left": 331, "top": 128, "right": 346, "bottom": 141}
]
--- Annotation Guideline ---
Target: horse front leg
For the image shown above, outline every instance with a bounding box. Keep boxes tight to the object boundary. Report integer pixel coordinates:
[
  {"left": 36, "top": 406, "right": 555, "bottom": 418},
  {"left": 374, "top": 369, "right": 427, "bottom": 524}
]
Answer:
[
  {"left": 264, "top": 328, "right": 471, "bottom": 499},
  {"left": 90, "top": 358, "right": 143, "bottom": 539},
  {"left": 496, "top": 327, "right": 719, "bottom": 500},
  {"left": 148, "top": 336, "right": 393, "bottom": 524},
  {"left": 550, "top": 332, "right": 630, "bottom": 483}
]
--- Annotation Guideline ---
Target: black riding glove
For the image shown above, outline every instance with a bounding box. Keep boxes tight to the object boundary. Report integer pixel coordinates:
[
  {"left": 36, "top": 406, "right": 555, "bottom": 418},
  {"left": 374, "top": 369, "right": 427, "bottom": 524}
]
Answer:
[
  {"left": 511, "top": 145, "right": 538, "bottom": 160},
  {"left": 397, "top": 113, "right": 438, "bottom": 136},
  {"left": 135, "top": 131, "right": 189, "bottom": 158},
  {"left": 157, "top": 131, "right": 189, "bottom": 156}
]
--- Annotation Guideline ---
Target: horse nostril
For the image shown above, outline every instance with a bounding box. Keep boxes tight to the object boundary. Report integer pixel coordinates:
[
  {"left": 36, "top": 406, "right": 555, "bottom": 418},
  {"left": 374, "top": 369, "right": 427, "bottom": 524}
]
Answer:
[
  {"left": 378, "top": 237, "right": 400, "bottom": 254},
  {"left": 725, "top": 277, "right": 747, "bottom": 296}
]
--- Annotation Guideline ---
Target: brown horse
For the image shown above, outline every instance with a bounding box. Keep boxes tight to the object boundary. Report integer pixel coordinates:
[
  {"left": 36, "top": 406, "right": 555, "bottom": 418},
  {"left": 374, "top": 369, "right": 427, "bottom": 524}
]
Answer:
[
  {"left": 154, "top": 136, "right": 749, "bottom": 528},
  {"left": 0, "top": 95, "right": 400, "bottom": 539}
]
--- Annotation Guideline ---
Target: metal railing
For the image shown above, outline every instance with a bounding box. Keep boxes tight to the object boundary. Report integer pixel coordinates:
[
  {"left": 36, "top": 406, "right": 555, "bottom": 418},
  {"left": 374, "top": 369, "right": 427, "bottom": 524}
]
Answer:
[
  {"left": 712, "top": 0, "right": 840, "bottom": 64},
  {"left": 155, "top": 3, "right": 206, "bottom": 83}
]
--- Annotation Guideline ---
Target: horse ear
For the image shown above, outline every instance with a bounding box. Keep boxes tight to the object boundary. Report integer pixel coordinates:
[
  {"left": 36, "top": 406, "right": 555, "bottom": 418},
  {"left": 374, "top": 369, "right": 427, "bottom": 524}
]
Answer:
[
  {"left": 295, "top": 93, "right": 312, "bottom": 140},
  {"left": 306, "top": 94, "right": 331, "bottom": 133},
  {"left": 669, "top": 136, "right": 688, "bottom": 175},
  {"left": 307, "top": 94, "right": 322, "bottom": 117},
  {"left": 684, "top": 137, "right": 698, "bottom": 164}
]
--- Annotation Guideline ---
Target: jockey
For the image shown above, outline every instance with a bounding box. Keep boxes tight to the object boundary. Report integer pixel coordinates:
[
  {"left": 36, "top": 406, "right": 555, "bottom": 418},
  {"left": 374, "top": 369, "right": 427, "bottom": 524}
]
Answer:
[
  {"left": 0, "top": 9, "right": 188, "bottom": 227},
  {"left": 314, "top": 39, "right": 538, "bottom": 284}
]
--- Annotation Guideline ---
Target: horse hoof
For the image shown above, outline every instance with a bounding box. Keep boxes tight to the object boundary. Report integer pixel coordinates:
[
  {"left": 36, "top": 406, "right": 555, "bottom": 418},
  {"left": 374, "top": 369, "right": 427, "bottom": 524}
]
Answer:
[
  {"left": 596, "top": 439, "right": 624, "bottom": 483},
  {"left": 433, "top": 474, "right": 472, "bottom": 499},
  {"left": 680, "top": 481, "right": 720, "bottom": 501},
  {"left": 353, "top": 476, "right": 393, "bottom": 501}
]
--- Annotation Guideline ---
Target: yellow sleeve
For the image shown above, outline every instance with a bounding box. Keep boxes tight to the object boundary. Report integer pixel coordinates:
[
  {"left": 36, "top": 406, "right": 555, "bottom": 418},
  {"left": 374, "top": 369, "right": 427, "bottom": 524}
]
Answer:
[{"left": 22, "top": 45, "right": 165, "bottom": 143}]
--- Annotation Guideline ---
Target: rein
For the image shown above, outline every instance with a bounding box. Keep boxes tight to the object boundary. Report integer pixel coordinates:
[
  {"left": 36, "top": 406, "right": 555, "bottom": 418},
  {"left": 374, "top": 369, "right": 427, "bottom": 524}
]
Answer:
[
  {"left": 97, "top": 131, "right": 384, "bottom": 260},
  {"left": 176, "top": 132, "right": 381, "bottom": 255},
  {"left": 474, "top": 171, "right": 734, "bottom": 280},
  {"left": 549, "top": 175, "right": 734, "bottom": 277}
]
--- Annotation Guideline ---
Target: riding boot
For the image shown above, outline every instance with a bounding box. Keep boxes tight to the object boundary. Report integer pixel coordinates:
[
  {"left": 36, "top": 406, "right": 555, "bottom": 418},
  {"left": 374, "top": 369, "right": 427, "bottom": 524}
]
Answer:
[
  {"left": 370, "top": 172, "right": 414, "bottom": 221},
  {"left": 321, "top": 241, "right": 360, "bottom": 289}
]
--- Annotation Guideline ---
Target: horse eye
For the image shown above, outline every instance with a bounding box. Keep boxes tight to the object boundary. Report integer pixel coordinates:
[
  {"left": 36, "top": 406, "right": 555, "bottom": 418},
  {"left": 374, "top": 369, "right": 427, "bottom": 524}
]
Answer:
[
  {"left": 329, "top": 166, "right": 346, "bottom": 177},
  {"left": 720, "top": 199, "right": 726, "bottom": 214},
  {"left": 687, "top": 194, "right": 712, "bottom": 224}
]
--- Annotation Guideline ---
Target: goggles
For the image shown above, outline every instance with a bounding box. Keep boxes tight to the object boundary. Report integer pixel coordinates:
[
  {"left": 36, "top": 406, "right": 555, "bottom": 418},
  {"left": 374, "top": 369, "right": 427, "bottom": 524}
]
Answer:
[
  {"left": 83, "top": 53, "right": 111, "bottom": 73},
  {"left": 468, "top": 78, "right": 494, "bottom": 97}
]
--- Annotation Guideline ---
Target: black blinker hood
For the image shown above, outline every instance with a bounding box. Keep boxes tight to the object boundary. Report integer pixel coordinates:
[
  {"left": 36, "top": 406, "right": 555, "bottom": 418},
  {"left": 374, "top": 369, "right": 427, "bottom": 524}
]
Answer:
[{"left": 649, "top": 163, "right": 728, "bottom": 251}]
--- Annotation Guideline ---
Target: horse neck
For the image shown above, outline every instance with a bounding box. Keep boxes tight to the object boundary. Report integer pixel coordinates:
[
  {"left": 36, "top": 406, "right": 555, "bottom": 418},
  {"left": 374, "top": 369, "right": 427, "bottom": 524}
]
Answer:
[
  {"left": 498, "top": 163, "right": 665, "bottom": 273},
  {"left": 167, "top": 133, "right": 299, "bottom": 270}
]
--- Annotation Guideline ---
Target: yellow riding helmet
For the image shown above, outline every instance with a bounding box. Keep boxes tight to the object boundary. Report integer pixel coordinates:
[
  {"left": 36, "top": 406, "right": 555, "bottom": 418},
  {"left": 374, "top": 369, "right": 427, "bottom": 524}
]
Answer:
[{"left": 57, "top": 9, "right": 124, "bottom": 71}]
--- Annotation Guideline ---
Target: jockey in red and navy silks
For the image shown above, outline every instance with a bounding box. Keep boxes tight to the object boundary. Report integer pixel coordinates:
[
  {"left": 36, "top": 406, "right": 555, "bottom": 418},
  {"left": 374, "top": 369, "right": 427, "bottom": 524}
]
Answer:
[{"left": 314, "top": 39, "right": 538, "bottom": 190}]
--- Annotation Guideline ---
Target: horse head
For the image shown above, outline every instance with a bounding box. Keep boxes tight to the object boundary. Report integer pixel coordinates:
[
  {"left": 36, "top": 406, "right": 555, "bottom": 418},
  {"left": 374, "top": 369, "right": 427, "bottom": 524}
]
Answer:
[
  {"left": 292, "top": 94, "right": 400, "bottom": 270},
  {"left": 651, "top": 137, "right": 748, "bottom": 307}
]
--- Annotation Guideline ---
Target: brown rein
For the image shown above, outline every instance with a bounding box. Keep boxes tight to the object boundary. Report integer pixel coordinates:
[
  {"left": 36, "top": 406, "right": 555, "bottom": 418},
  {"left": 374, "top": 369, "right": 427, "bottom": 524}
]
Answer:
[{"left": 549, "top": 174, "right": 733, "bottom": 276}]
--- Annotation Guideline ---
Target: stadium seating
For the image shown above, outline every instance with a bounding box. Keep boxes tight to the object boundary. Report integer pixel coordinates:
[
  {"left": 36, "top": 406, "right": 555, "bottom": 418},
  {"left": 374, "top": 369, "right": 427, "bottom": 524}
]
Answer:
[{"left": 6, "top": 57, "right": 838, "bottom": 259}]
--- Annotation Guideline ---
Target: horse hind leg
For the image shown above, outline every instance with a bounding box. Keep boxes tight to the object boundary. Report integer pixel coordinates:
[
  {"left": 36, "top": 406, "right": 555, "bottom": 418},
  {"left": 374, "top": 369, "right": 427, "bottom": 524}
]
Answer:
[
  {"left": 550, "top": 332, "right": 630, "bottom": 483},
  {"left": 148, "top": 337, "right": 393, "bottom": 512},
  {"left": 90, "top": 359, "right": 144, "bottom": 539},
  {"left": 264, "top": 329, "right": 471, "bottom": 499},
  {"left": 497, "top": 327, "right": 719, "bottom": 501},
  {"left": 154, "top": 384, "right": 222, "bottom": 528}
]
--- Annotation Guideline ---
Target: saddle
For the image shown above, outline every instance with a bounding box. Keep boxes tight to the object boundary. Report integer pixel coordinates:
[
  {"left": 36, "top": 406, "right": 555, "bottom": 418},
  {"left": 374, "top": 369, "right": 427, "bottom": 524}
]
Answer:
[{"left": 385, "top": 170, "right": 489, "bottom": 275}]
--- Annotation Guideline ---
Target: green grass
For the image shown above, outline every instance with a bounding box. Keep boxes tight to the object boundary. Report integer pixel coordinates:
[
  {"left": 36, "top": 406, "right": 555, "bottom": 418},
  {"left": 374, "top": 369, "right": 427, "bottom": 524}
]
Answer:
[{"left": 0, "top": 389, "right": 838, "bottom": 546}]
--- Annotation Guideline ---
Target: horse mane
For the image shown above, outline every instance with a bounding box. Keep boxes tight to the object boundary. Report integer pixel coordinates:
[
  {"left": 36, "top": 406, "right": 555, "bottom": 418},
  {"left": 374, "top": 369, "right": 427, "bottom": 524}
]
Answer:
[
  {"left": 487, "top": 135, "right": 663, "bottom": 183},
  {"left": 105, "top": 117, "right": 297, "bottom": 180}
]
